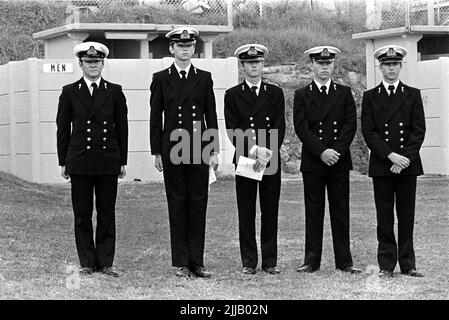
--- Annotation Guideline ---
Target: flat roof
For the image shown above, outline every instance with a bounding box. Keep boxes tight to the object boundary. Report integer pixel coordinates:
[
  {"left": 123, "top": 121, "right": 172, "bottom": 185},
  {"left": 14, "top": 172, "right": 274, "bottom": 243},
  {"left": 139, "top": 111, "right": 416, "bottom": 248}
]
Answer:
[
  {"left": 353, "top": 25, "right": 449, "bottom": 40},
  {"left": 33, "top": 23, "right": 233, "bottom": 40}
]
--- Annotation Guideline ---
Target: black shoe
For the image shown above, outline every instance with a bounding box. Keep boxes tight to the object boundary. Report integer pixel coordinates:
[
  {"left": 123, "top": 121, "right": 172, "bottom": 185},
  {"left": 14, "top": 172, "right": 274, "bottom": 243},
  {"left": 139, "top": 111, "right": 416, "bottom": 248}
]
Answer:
[
  {"left": 100, "top": 267, "right": 119, "bottom": 277},
  {"left": 263, "top": 267, "right": 281, "bottom": 274},
  {"left": 296, "top": 264, "right": 316, "bottom": 273},
  {"left": 79, "top": 267, "right": 94, "bottom": 275},
  {"left": 340, "top": 266, "right": 362, "bottom": 274},
  {"left": 176, "top": 267, "right": 191, "bottom": 278},
  {"left": 191, "top": 266, "right": 211, "bottom": 278},
  {"left": 242, "top": 267, "right": 256, "bottom": 275},
  {"left": 379, "top": 269, "right": 394, "bottom": 278},
  {"left": 401, "top": 269, "right": 424, "bottom": 277}
]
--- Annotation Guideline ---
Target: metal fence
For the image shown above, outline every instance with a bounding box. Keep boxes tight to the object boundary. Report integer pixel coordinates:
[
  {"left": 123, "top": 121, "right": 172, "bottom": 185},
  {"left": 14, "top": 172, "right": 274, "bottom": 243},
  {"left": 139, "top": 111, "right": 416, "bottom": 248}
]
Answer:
[
  {"left": 367, "top": 0, "right": 449, "bottom": 29},
  {"left": 6, "top": 0, "right": 449, "bottom": 29}
]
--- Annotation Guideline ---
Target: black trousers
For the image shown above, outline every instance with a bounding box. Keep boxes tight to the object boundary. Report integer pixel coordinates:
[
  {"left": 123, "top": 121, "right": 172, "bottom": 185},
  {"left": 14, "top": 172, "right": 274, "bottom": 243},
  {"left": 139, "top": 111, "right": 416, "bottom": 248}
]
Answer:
[
  {"left": 162, "top": 161, "right": 209, "bottom": 268},
  {"left": 70, "top": 174, "right": 118, "bottom": 269},
  {"left": 302, "top": 171, "right": 353, "bottom": 270},
  {"left": 372, "top": 175, "right": 417, "bottom": 272},
  {"left": 235, "top": 168, "right": 281, "bottom": 269}
]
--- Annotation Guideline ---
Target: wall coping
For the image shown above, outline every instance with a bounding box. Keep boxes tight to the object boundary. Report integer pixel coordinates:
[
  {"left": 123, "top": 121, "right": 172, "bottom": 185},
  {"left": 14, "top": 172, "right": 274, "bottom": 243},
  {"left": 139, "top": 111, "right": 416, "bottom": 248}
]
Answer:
[
  {"left": 353, "top": 25, "right": 449, "bottom": 40},
  {"left": 33, "top": 23, "right": 233, "bottom": 41}
]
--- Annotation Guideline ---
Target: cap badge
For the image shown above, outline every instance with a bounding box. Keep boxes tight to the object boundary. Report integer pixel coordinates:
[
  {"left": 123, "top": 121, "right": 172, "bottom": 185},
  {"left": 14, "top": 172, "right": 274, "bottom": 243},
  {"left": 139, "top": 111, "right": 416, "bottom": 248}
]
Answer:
[
  {"left": 321, "top": 48, "right": 330, "bottom": 57},
  {"left": 87, "top": 46, "right": 97, "bottom": 55},
  {"left": 248, "top": 46, "right": 258, "bottom": 56},
  {"left": 180, "top": 30, "right": 190, "bottom": 39},
  {"left": 386, "top": 48, "right": 397, "bottom": 57}
]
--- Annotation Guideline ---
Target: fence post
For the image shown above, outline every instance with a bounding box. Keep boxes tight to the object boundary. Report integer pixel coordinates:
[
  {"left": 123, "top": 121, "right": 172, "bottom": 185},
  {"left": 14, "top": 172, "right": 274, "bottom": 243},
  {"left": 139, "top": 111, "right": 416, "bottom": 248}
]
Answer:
[
  {"left": 427, "top": 0, "right": 435, "bottom": 25},
  {"left": 405, "top": 0, "right": 411, "bottom": 29},
  {"left": 227, "top": 0, "right": 233, "bottom": 27}
]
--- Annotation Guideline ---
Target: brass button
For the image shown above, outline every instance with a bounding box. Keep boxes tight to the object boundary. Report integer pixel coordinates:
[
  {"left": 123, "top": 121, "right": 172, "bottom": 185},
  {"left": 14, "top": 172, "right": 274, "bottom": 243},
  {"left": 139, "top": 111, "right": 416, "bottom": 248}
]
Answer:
[
  {"left": 249, "top": 117, "right": 253, "bottom": 121},
  {"left": 319, "top": 137, "right": 322, "bottom": 140},
  {"left": 87, "top": 120, "right": 91, "bottom": 125},
  {"left": 333, "top": 121, "right": 337, "bottom": 125},
  {"left": 178, "top": 114, "right": 182, "bottom": 118},
  {"left": 86, "top": 146, "right": 91, "bottom": 150},
  {"left": 87, "top": 137, "right": 91, "bottom": 141},
  {"left": 400, "top": 138, "right": 404, "bottom": 142},
  {"left": 103, "top": 137, "right": 107, "bottom": 141},
  {"left": 192, "top": 113, "right": 196, "bottom": 117},
  {"left": 193, "top": 128, "right": 197, "bottom": 132},
  {"left": 251, "top": 129, "right": 255, "bottom": 133},
  {"left": 385, "top": 131, "right": 389, "bottom": 135},
  {"left": 319, "top": 122, "right": 322, "bottom": 125},
  {"left": 103, "top": 129, "right": 107, "bottom": 133},
  {"left": 250, "top": 123, "right": 254, "bottom": 127},
  {"left": 192, "top": 106, "right": 196, "bottom": 110},
  {"left": 334, "top": 129, "right": 338, "bottom": 133},
  {"left": 266, "top": 117, "right": 270, "bottom": 121},
  {"left": 87, "top": 128, "right": 91, "bottom": 133},
  {"left": 384, "top": 123, "right": 388, "bottom": 127},
  {"left": 400, "top": 145, "right": 404, "bottom": 148},
  {"left": 385, "top": 138, "right": 389, "bottom": 142},
  {"left": 178, "top": 121, "right": 182, "bottom": 125},
  {"left": 252, "top": 136, "right": 256, "bottom": 140},
  {"left": 178, "top": 106, "right": 182, "bottom": 110},
  {"left": 103, "top": 121, "right": 107, "bottom": 125},
  {"left": 103, "top": 146, "right": 107, "bottom": 150},
  {"left": 193, "top": 121, "right": 197, "bottom": 125},
  {"left": 400, "top": 130, "right": 404, "bottom": 134},
  {"left": 319, "top": 130, "right": 323, "bottom": 133},
  {"left": 334, "top": 137, "right": 337, "bottom": 140},
  {"left": 399, "top": 122, "right": 404, "bottom": 127}
]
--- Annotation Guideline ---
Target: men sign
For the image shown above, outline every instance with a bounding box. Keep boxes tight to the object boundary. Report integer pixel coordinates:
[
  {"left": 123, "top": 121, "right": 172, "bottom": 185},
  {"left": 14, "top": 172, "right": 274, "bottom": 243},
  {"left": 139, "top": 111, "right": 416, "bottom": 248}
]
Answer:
[{"left": 43, "top": 63, "right": 73, "bottom": 73}]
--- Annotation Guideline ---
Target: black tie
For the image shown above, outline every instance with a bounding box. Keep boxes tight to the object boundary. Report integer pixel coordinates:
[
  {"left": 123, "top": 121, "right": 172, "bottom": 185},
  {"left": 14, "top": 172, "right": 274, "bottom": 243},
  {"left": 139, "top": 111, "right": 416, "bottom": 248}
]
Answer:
[
  {"left": 91, "top": 82, "right": 98, "bottom": 101},
  {"left": 180, "top": 70, "right": 187, "bottom": 89},
  {"left": 320, "top": 85, "right": 327, "bottom": 95},
  {"left": 251, "top": 86, "right": 258, "bottom": 96},
  {"left": 388, "top": 85, "right": 395, "bottom": 97}
]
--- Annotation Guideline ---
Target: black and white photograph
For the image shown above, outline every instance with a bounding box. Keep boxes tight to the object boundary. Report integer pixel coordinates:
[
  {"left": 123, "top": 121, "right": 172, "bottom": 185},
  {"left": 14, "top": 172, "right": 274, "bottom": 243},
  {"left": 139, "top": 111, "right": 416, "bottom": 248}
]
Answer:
[{"left": 0, "top": 0, "right": 448, "bottom": 312}]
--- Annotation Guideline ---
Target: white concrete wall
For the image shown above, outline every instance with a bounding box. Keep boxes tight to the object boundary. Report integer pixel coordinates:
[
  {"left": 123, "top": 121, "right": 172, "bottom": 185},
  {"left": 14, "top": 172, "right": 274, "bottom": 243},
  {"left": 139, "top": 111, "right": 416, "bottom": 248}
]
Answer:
[{"left": 0, "top": 57, "right": 238, "bottom": 183}]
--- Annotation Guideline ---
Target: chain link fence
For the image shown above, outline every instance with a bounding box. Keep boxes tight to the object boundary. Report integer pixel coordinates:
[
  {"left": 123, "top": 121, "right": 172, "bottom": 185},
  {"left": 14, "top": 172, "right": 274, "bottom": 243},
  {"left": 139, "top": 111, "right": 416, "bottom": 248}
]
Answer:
[
  {"left": 4, "top": 0, "right": 449, "bottom": 29},
  {"left": 367, "top": 0, "right": 449, "bottom": 29}
]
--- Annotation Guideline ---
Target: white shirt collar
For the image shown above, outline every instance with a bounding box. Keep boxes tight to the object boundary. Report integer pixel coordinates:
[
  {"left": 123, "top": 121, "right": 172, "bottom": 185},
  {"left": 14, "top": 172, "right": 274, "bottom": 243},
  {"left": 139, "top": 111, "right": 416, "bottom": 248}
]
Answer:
[
  {"left": 314, "top": 78, "right": 331, "bottom": 94},
  {"left": 383, "top": 80, "right": 400, "bottom": 94},
  {"left": 84, "top": 76, "right": 101, "bottom": 88},
  {"left": 245, "top": 79, "right": 262, "bottom": 94},
  {"left": 174, "top": 63, "right": 192, "bottom": 79},
  {"left": 84, "top": 77, "right": 101, "bottom": 95}
]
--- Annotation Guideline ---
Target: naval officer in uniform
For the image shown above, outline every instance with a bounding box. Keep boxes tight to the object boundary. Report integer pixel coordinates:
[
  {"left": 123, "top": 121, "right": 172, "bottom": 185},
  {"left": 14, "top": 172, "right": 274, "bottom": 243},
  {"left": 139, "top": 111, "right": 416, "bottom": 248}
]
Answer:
[
  {"left": 149, "top": 27, "right": 219, "bottom": 278},
  {"left": 56, "top": 42, "right": 128, "bottom": 277},
  {"left": 361, "top": 45, "right": 426, "bottom": 278},
  {"left": 224, "top": 44, "right": 285, "bottom": 275},
  {"left": 294, "top": 46, "right": 361, "bottom": 274}
]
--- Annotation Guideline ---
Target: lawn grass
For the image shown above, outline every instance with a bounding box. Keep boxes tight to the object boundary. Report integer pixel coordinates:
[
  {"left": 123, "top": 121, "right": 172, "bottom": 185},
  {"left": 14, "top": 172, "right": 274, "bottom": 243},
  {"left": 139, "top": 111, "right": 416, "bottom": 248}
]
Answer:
[{"left": 0, "top": 171, "right": 448, "bottom": 300}]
